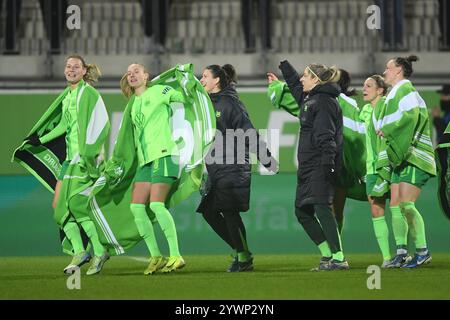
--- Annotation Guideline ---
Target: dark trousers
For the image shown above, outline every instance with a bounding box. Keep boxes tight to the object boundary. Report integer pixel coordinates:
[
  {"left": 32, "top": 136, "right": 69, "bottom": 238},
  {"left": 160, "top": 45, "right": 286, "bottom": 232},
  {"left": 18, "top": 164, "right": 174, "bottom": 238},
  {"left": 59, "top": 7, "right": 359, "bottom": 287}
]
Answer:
[
  {"left": 376, "top": 0, "right": 404, "bottom": 49},
  {"left": 202, "top": 209, "right": 248, "bottom": 253},
  {"left": 295, "top": 204, "right": 342, "bottom": 254},
  {"left": 3, "top": 0, "right": 67, "bottom": 54},
  {"left": 241, "top": 0, "right": 271, "bottom": 51},
  {"left": 140, "top": 0, "right": 170, "bottom": 46},
  {"left": 439, "top": 0, "right": 450, "bottom": 49}
]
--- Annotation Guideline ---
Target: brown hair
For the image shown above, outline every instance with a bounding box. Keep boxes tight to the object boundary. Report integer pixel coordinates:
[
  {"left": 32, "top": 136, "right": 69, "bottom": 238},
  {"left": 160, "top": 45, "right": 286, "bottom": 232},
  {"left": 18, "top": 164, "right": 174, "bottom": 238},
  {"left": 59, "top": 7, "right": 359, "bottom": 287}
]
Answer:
[
  {"left": 307, "top": 64, "right": 341, "bottom": 84},
  {"left": 369, "top": 74, "right": 388, "bottom": 96},
  {"left": 338, "top": 69, "right": 356, "bottom": 96},
  {"left": 66, "top": 54, "right": 101, "bottom": 84},
  {"left": 120, "top": 63, "right": 150, "bottom": 98},
  {"left": 393, "top": 55, "right": 419, "bottom": 79}
]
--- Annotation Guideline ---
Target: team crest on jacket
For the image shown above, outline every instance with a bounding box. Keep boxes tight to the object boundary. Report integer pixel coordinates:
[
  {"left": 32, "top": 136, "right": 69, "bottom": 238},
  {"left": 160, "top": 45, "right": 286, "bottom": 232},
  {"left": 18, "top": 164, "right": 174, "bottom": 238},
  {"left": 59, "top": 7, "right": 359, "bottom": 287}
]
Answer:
[
  {"left": 216, "top": 111, "right": 221, "bottom": 118},
  {"left": 64, "top": 111, "right": 72, "bottom": 124},
  {"left": 304, "top": 104, "right": 309, "bottom": 112}
]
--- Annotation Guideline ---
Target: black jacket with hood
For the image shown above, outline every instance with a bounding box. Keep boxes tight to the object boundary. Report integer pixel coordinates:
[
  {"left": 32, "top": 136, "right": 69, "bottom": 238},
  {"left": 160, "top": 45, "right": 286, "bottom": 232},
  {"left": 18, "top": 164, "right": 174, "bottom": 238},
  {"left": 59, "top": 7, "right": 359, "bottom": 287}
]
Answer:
[
  {"left": 279, "top": 60, "right": 343, "bottom": 208},
  {"left": 197, "top": 85, "right": 274, "bottom": 214}
]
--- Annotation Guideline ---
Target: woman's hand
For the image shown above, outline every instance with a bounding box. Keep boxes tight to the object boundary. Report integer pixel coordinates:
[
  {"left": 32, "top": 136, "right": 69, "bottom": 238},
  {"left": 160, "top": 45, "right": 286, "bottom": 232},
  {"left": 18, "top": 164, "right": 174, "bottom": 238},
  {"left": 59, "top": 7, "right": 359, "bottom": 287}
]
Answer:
[{"left": 267, "top": 72, "right": 278, "bottom": 84}]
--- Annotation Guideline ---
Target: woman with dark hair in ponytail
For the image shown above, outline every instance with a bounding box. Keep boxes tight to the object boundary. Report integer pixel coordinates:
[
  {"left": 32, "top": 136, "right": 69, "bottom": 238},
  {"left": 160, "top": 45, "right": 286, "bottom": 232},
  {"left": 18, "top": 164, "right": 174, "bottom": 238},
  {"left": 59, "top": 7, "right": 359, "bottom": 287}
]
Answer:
[
  {"left": 197, "top": 64, "right": 277, "bottom": 272},
  {"left": 377, "top": 55, "right": 436, "bottom": 268},
  {"left": 333, "top": 69, "right": 367, "bottom": 233}
]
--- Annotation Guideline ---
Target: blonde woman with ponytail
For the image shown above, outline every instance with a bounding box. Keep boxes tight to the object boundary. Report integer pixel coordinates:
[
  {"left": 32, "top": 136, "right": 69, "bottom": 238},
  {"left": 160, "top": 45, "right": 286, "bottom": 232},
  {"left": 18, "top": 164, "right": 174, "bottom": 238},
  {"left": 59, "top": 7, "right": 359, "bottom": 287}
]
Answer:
[
  {"left": 268, "top": 60, "right": 348, "bottom": 271},
  {"left": 21, "top": 55, "right": 111, "bottom": 275},
  {"left": 114, "top": 63, "right": 187, "bottom": 275}
]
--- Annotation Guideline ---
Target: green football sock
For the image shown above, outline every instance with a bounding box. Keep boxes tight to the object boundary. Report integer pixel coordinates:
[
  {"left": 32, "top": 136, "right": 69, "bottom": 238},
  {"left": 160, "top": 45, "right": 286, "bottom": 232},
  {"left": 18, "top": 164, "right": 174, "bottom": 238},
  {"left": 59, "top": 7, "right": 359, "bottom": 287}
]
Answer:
[
  {"left": 150, "top": 202, "right": 180, "bottom": 257},
  {"left": 318, "top": 241, "right": 332, "bottom": 258},
  {"left": 372, "top": 216, "right": 391, "bottom": 261},
  {"left": 390, "top": 205, "right": 408, "bottom": 247},
  {"left": 401, "top": 201, "right": 427, "bottom": 249},
  {"left": 130, "top": 203, "right": 161, "bottom": 257},
  {"left": 237, "top": 229, "right": 251, "bottom": 262},
  {"left": 63, "top": 221, "right": 84, "bottom": 254},
  {"left": 237, "top": 251, "right": 251, "bottom": 262},
  {"left": 332, "top": 251, "right": 344, "bottom": 262},
  {"left": 80, "top": 220, "right": 106, "bottom": 257}
]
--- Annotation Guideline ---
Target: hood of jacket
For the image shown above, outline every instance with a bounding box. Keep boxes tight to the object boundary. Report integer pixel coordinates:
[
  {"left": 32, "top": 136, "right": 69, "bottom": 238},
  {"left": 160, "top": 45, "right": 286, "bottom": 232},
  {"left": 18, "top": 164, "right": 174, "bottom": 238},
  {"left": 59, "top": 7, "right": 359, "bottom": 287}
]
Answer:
[
  {"left": 209, "top": 84, "right": 239, "bottom": 103},
  {"left": 309, "top": 82, "right": 341, "bottom": 98}
]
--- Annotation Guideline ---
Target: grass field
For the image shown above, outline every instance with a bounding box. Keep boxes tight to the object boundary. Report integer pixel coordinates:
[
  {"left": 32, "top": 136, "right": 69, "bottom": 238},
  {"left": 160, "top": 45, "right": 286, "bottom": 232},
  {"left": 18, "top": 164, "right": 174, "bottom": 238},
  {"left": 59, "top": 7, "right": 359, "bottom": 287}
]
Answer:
[{"left": 1, "top": 254, "right": 450, "bottom": 300}]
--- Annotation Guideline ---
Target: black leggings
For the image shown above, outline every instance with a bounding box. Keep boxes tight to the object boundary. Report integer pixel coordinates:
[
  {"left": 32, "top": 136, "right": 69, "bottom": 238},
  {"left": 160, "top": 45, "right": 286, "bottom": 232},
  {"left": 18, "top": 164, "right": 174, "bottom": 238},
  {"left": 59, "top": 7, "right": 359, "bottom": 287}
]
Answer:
[
  {"left": 202, "top": 209, "right": 248, "bottom": 253},
  {"left": 295, "top": 204, "right": 341, "bottom": 254}
]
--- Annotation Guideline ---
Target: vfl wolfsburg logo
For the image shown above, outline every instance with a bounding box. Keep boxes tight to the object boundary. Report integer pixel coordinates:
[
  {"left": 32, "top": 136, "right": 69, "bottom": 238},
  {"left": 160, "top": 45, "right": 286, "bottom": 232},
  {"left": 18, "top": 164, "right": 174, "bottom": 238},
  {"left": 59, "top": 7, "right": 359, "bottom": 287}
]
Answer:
[
  {"left": 64, "top": 111, "right": 72, "bottom": 125},
  {"left": 134, "top": 112, "right": 145, "bottom": 129},
  {"left": 216, "top": 111, "right": 221, "bottom": 118}
]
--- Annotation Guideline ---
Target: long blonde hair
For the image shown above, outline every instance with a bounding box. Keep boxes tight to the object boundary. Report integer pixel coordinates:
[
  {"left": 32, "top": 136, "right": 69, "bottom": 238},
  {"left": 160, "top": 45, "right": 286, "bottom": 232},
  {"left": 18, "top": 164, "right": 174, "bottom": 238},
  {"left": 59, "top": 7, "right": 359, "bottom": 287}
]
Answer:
[
  {"left": 120, "top": 63, "right": 150, "bottom": 98},
  {"left": 66, "top": 54, "right": 101, "bottom": 84},
  {"left": 306, "top": 64, "right": 341, "bottom": 84}
]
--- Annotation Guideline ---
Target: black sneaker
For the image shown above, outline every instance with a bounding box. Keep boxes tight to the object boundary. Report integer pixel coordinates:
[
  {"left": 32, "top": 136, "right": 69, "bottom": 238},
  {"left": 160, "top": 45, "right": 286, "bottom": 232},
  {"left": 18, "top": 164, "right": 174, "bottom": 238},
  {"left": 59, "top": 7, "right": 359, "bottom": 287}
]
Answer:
[
  {"left": 227, "top": 254, "right": 254, "bottom": 273},
  {"left": 227, "top": 256, "right": 239, "bottom": 272},
  {"left": 322, "top": 259, "right": 350, "bottom": 271}
]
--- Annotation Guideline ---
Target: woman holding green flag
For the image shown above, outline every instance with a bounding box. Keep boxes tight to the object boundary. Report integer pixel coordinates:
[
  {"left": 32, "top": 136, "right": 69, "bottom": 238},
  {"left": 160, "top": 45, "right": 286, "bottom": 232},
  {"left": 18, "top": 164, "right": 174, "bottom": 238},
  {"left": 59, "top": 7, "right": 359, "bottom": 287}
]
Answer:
[
  {"left": 22, "top": 55, "right": 110, "bottom": 275},
  {"left": 119, "top": 63, "right": 186, "bottom": 275},
  {"left": 377, "top": 55, "right": 436, "bottom": 268}
]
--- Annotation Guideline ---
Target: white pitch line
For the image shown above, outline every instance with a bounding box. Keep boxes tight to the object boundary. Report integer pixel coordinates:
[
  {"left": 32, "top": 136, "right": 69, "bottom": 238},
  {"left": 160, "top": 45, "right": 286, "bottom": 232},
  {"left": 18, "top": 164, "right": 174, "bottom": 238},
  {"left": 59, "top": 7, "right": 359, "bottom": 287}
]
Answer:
[{"left": 118, "top": 256, "right": 149, "bottom": 263}]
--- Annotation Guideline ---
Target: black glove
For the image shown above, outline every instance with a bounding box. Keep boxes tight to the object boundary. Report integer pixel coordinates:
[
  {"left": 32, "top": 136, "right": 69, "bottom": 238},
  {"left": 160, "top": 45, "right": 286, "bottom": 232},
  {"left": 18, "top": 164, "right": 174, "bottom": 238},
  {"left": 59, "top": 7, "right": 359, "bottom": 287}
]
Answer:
[
  {"left": 25, "top": 134, "right": 41, "bottom": 147},
  {"left": 200, "top": 174, "right": 212, "bottom": 197},
  {"left": 278, "top": 60, "right": 297, "bottom": 79},
  {"left": 323, "top": 164, "right": 336, "bottom": 183}
]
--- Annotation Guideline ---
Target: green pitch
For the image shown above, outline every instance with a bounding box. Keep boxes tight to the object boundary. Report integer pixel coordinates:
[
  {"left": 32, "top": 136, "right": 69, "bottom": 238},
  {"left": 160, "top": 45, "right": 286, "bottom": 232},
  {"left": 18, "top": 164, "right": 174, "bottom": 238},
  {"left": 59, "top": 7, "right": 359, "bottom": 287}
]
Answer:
[{"left": 1, "top": 254, "right": 450, "bottom": 300}]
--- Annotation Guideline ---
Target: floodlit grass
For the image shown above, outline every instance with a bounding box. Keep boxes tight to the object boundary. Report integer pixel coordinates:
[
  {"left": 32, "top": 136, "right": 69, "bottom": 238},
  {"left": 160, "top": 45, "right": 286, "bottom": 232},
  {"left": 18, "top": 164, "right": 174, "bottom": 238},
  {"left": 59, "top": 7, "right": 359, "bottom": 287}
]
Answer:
[{"left": 1, "top": 254, "right": 449, "bottom": 300}]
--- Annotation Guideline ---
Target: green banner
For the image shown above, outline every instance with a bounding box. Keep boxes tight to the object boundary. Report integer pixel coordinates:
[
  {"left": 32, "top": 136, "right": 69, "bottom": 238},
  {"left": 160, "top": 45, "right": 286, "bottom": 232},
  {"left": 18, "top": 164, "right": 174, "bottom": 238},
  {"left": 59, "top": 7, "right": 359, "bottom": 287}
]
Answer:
[{"left": 0, "top": 90, "right": 441, "bottom": 175}]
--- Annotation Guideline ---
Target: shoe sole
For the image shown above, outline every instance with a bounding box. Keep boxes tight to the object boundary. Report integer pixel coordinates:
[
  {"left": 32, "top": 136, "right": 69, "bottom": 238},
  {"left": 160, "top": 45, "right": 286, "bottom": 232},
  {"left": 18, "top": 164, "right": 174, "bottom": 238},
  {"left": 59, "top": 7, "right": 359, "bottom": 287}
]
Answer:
[
  {"left": 402, "top": 256, "right": 432, "bottom": 268},
  {"left": 161, "top": 262, "right": 186, "bottom": 273},
  {"left": 385, "top": 255, "right": 412, "bottom": 268},
  {"left": 64, "top": 256, "right": 91, "bottom": 274},
  {"left": 325, "top": 266, "right": 350, "bottom": 271},
  {"left": 144, "top": 262, "right": 168, "bottom": 275}
]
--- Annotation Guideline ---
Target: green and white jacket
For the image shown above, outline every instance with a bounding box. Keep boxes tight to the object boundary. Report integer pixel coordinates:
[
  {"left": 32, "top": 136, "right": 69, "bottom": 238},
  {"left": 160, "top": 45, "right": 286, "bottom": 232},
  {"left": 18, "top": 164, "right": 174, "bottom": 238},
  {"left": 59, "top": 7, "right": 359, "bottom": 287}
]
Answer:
[{"left": 375, "top": 79, "right": 436, "bottom": 178}]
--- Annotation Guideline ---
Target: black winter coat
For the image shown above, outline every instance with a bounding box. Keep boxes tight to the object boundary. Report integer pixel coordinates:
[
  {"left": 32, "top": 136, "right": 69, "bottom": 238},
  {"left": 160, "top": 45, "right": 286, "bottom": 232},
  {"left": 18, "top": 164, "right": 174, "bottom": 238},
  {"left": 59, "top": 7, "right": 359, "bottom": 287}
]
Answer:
[
  {"left": 279, "top": 61, "right": 343, "bottom": 208},
  {"left": 196, "top": 85, "right": 273, "bottom": 214}
]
